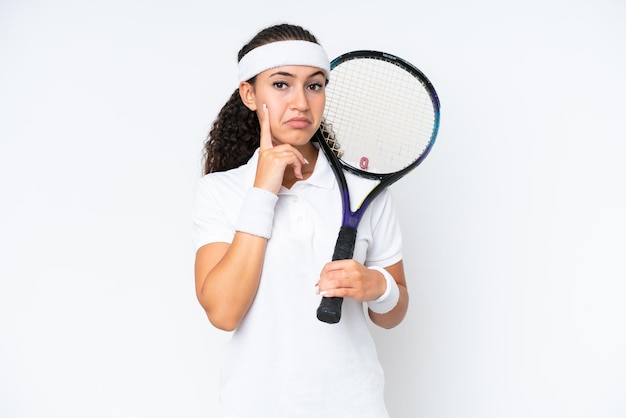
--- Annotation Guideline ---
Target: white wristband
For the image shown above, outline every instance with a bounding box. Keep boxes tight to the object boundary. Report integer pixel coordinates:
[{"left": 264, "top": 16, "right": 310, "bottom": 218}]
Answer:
[
  {"left": 235, "top": 187, "right": 278, "bottom": 239},
  {"left": 367, "top": 266, "right": 400, "bottom": 314}
]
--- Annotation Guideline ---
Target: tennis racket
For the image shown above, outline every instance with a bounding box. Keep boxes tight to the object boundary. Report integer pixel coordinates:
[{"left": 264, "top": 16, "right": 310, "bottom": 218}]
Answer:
[{"left": 315, "top": 50, "right": 440, "bottom": 324}]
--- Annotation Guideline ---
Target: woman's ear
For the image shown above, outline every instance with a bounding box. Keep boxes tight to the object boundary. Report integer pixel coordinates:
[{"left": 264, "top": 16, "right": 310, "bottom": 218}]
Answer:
[{"left": 239, "top": 82, "right": 257, "bottom": 111}]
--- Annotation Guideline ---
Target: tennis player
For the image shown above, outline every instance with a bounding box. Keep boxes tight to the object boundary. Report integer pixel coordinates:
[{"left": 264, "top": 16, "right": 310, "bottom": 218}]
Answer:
[{"left": 192, "top": 23, "right": 408, "bottom": 417}]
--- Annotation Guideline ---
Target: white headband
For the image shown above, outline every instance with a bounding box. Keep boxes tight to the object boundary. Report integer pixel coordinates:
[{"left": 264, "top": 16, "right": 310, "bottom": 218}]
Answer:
[{"left": 238, "top": 40, "right": 330, "bottom": 83}]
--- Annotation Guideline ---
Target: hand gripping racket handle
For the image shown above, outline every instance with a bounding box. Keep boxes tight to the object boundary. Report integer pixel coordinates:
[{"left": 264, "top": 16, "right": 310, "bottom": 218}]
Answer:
[{"left": 316, "top": 225, "right": 357, "bottom": 324}]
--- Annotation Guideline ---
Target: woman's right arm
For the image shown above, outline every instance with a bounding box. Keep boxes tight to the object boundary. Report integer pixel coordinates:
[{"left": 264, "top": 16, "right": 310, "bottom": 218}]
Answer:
[
  {"left": 194, "top": 102, "right": 308, "bottom": 331},
  {"left": 194, "top": 233, "right": 268, "bottom": 331}
]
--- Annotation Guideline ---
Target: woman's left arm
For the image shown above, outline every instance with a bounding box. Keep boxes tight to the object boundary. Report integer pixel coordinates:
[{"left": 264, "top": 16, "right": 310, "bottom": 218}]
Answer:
[{"left": 366, "top": 260, "right": 408, "bottom": 329}]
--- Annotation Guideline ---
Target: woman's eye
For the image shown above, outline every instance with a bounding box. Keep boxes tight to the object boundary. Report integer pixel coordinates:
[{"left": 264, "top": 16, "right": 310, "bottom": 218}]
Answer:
[
  {"left": 308, "top": 82, "right": 323, "bottom": 91},
  {"left": 273, "top": 82, "right": 288, "bottom": 89}
]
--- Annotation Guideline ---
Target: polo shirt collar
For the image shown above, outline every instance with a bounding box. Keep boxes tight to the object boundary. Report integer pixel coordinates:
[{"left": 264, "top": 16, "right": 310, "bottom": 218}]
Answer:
[{"left": 302, "top": 144, "right": 335, "bottom": 189}]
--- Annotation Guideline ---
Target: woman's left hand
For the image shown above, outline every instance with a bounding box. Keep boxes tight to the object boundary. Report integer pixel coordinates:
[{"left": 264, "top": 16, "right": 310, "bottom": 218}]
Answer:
[{"left": 316, "top": 260, "right": 387, "bottom": 302}]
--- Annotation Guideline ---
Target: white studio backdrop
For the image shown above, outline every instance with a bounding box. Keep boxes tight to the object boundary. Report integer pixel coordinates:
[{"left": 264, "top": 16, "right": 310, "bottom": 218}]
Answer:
[{"left": 1, "top": 1, "right": 625, "bottom": 417}]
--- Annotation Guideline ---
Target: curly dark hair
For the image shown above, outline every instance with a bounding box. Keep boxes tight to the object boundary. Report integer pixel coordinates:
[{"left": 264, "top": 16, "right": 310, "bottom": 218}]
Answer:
[{"left": 202, "top": 24, "right": 321, "bottom": 175}]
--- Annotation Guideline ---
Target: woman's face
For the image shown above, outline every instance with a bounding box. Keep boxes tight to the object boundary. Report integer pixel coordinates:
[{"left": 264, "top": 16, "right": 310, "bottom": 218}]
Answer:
[{"left": 242, "top": 65, "right": 327, "bottom": 148}]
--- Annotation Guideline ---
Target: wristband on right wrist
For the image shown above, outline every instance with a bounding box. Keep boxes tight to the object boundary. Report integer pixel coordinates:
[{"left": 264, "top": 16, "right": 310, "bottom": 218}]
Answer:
[{"left": 235, "top": 187, "right": 278, "bottom": 239}]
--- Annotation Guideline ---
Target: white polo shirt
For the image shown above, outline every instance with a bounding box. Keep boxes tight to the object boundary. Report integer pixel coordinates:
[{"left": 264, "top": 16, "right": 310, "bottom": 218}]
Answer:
[{"left": 192, "top": 147, "right": 403, "bottom": 418}]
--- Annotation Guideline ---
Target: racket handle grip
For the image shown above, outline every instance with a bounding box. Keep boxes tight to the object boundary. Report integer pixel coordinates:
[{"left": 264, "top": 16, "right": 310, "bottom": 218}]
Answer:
[
  {"left": 316, "top": 226, "right": 357, "bottom": 324},
  {"left": 317, "top": 296, "right": 344, "bottom": 324}
]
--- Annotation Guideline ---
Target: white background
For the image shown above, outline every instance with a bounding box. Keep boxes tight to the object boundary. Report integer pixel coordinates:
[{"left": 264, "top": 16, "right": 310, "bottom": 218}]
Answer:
[{"left": 1, "top": 1, "right": 625, "bottom": 417}]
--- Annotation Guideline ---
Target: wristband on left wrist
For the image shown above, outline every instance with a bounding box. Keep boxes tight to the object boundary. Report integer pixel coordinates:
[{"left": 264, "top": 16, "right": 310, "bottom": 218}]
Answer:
[{"left": 367, "top": 266, "right": 400, "bottom": 314}]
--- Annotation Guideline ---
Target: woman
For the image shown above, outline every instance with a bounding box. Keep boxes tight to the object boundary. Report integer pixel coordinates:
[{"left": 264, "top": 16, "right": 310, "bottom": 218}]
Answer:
[{"left": 193, "top": 23, "right": 408, "bottom": 417}]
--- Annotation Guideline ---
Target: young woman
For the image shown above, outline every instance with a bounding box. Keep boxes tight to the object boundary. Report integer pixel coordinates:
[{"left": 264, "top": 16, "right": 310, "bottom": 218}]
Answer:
[{"left": 193, "top": 23, "right": 409, "bottom": 417}]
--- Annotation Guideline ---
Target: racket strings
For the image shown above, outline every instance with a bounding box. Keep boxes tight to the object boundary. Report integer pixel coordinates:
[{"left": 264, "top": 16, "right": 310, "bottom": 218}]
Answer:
[{"left": 322, "top": 57, "right": 437, "bottom": 174}]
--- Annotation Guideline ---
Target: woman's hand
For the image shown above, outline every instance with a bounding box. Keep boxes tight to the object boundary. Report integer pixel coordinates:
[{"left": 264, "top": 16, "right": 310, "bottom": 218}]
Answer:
[
  {"left": 253, "top": 104, "right": 309, "bottom": 194},
  {"left": 315, "top": 259, "right": 387, "bottom": 302},
  {"left": 316, "top": 260, "right": 409, "bottom": 329}
]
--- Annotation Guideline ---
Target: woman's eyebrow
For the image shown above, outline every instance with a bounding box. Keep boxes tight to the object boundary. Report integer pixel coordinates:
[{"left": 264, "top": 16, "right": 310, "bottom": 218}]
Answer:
[
  {"left": 268, "top": 70, "right": 326, "bottom": 79},
  {"left": 308, "top": 70, "right": 326, "bottom": 78},
  {"left": 269, "top": 71, "right": 295, "bottom": 78}
]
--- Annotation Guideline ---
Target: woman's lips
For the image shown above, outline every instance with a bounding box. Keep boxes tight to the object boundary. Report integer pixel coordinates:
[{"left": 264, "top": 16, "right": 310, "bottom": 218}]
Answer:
[{"left": 285, "top": 117, "right": 311, "bottom": 128}]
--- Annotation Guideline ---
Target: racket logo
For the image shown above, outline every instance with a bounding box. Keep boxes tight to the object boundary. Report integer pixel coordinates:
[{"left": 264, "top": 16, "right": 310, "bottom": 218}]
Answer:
[{"left": 359, "top": 157, "right": 369, "bottom": 170}]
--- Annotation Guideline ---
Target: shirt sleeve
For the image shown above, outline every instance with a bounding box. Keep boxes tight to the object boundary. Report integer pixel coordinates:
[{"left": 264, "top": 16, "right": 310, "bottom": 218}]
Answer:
[
  {"left": 191, "top": 176, "right": 236, "bottom": 251},
  {"left": 364, "top": 188, "right": 403, "bottom": 268}
]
